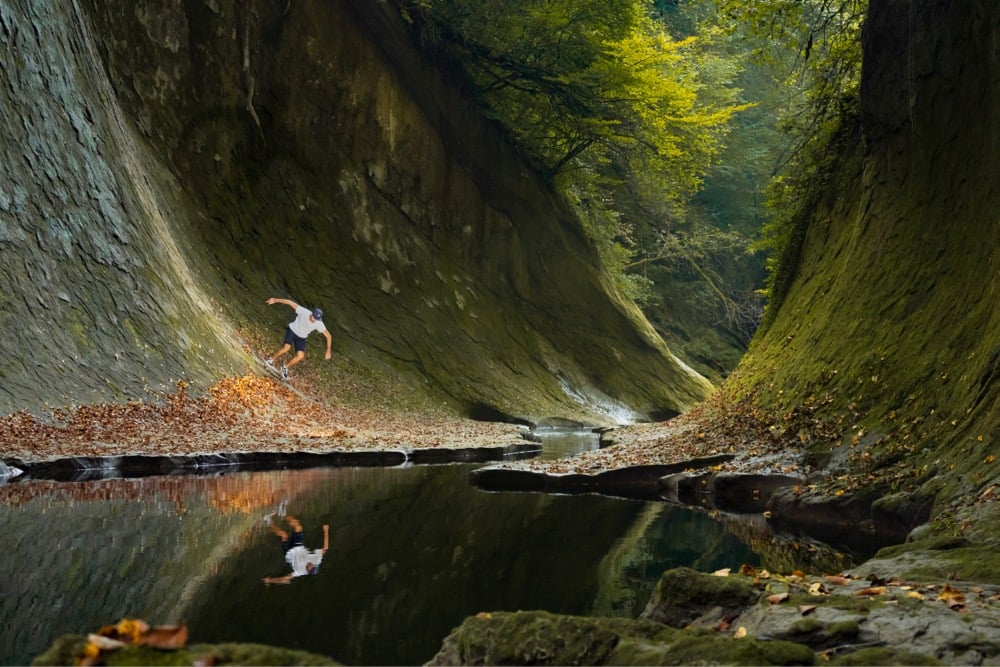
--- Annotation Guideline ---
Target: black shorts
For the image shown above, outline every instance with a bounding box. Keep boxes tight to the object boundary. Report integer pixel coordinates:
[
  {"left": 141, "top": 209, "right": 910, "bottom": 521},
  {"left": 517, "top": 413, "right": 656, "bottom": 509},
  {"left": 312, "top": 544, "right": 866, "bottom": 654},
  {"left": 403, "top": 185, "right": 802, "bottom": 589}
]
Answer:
[
  {"left": 284, "top": 327, "right": 307, "bottom": 352},
  {"left": 280, "top": 531, "right": 305, "bottom": 554}
]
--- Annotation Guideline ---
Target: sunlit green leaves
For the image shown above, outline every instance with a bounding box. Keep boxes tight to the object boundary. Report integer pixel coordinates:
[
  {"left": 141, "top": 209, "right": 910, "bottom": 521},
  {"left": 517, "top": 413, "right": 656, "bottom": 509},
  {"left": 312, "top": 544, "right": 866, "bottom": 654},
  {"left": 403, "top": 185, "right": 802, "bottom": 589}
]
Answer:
[{"left": 399, "top": 0, "right": 749, "bottom": 276}]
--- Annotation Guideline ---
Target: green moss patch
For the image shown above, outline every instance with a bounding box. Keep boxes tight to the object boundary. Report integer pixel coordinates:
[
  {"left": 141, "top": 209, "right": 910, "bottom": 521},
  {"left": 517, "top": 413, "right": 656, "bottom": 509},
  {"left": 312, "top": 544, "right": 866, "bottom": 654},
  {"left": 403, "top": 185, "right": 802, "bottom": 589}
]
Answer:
[{"left": 32, "top": 635, "right": 339, "bottom": 666}]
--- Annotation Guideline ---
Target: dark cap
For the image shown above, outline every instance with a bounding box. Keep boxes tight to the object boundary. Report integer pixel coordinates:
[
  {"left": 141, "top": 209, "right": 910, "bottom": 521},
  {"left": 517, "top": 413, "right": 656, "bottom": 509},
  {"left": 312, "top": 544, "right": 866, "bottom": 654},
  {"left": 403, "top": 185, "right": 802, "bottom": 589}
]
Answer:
[{"left": 312, "top": 308, "right": 323, "bottom": 320}]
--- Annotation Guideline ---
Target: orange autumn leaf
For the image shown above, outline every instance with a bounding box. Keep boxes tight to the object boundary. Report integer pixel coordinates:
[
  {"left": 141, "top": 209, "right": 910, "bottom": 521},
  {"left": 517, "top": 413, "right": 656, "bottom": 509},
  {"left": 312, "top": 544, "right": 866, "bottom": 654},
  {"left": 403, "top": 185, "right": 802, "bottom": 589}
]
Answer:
[
  {"left": 938, "top": 585, "right": 966, "bottom": 605},
  {"left": 855, "top": 586, "right": 888, "bottom": 596},
  {"left": 140, "top": 625, "right": 188, "bottom": 650}
]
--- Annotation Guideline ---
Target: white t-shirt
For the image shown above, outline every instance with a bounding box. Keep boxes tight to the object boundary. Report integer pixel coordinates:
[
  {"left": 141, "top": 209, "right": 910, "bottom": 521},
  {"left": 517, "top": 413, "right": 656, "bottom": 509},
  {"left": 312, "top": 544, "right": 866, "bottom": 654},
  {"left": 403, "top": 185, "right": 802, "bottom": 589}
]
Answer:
[
  {"left": 288, "top": 305, "right": 327, "bottom": 338},
  {"left": 285, "top": 545, "right": 324, "bottom": 577}
]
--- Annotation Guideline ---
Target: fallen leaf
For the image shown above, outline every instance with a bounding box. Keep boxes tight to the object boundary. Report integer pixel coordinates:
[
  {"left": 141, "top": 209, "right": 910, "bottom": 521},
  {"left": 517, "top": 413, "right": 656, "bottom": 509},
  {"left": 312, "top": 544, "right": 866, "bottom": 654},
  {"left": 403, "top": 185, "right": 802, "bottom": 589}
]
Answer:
[
  {"left": 809, "top": 582, "right": 829, "bottom": 596},
  {"left": 906, "top": 591, "right": 925, "bottom": 600},
  {"left": 938, "top": 585, "right": 965, "bottom": 605},
  {"left": 733, "top": 626, "right": 747, "bottom": 639},
  {"left": 739, "top": 564, "right": 756, "bottom": 577},
  {"left": 140, "top": 625, "right": 188, "bottom": 650},
  {"left": 798, "top": 605, "right": 817, "bottom": 616},
  {"left": 856, "top": 586, "right": 888, "bottom": 596},
  {"left": 87, "top": 634, "right": 126, "bottom": 651},
  {"left": 767, "top": 593, "right": 790, "bottom": 605},
  {"left": 77, "top": 642, "right": 102, "bottom": 667},
  {"left": 713, "top": 568, "right": 731, "bottom": 577},
  {"left": 824, "top": 575, "right": 851, "bottom": 586}
]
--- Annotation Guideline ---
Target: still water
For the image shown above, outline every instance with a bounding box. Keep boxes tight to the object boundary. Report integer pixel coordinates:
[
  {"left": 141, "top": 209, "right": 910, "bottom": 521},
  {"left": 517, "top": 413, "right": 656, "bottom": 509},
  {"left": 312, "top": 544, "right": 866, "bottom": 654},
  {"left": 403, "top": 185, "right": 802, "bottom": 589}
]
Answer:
[{"left": 0, "top": 431, "right": 763, "bottom": 665}]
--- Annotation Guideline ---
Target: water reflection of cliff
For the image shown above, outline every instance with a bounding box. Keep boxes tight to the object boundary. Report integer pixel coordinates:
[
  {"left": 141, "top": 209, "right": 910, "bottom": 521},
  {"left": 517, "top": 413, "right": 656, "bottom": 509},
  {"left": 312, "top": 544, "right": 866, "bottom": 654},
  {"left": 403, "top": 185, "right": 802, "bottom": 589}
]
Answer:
[
  {"left": 1, "top": 466, "right": 786, "bottom": 666},
  {"left": 0, "top": 469, "right": 336, "bottom": 664},
  {"left": 184, "top": 465, "right": 648, "bottom": 665}
]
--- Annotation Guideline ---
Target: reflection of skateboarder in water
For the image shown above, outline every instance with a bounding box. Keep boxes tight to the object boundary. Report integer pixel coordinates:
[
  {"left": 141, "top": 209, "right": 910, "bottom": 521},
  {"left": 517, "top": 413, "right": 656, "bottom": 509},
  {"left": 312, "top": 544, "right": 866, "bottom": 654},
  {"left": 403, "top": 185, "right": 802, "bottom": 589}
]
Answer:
[{"left": 262, "top": 514, "right": 330, "bottom": 585}]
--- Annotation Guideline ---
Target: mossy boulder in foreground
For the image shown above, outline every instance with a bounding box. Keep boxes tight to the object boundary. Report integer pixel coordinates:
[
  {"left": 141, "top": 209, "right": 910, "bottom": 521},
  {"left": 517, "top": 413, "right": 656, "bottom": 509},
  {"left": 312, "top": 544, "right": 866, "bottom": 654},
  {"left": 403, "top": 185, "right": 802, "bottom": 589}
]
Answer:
[
  {"left": 640, "top": 566, "right": 759, "bottom": 628},
  {"left": 429, "top": 564, "right": 1000, "bottom": 665},
  {"left": 32, "top": 635, "right": 339, "bottom": 666},
  {"left": 426, "top": 609, "right": 814, "bottom": 666}
]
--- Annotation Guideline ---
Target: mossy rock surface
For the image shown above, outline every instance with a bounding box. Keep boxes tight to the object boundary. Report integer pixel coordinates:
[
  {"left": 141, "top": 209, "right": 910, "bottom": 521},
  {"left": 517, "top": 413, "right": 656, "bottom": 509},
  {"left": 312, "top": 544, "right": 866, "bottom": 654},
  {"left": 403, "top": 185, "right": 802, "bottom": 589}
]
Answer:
[
  {"left": 429, "top": 611, "right": 669, "bottom": 665},
  {"left": 640, "top": 566, "right": 760, "bottom": 627},
  {"left": 32, "top": 635, "right": 339, "bottom": 666},
  {"left": 428, "top": 610, "right": 815, "bottom": 666},
  {"left": 826, "top": 647, "right": 940, "bottom": 665},
  {"left": 610, "top": 628, "right": 815, "bottom": 666}
]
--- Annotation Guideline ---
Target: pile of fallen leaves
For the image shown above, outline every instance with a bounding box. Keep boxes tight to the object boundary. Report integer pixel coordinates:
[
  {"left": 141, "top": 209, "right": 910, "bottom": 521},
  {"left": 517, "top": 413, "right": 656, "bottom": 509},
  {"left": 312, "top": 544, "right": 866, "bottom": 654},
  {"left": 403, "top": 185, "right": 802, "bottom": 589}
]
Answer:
[
  {"left": 0, "top": 373, "right": 529, "bottom": 464},
  {"left": 77, "top": 618, "right": 187, "bottom": 665}
]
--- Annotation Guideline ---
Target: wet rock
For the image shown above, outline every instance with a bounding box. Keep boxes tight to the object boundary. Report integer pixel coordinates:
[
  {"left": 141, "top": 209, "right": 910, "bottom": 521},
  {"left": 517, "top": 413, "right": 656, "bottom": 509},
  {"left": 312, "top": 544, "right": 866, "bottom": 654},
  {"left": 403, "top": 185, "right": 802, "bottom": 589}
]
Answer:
[
  {"left": 765, "top": 485, "right": 903, "bottom": 555},
  {"left": 711, "top": 473, "right": 805, "bottom": 514},
  {"left": 8, "top": 444, "right": 541, "bottom": 482},
  {"left": 870, "top": 492, "right": 935, "bottom": 542},
  {"left": 659, "top": 471, "right": 803, "bottom": 514},
  {"left": 470, "top": 454, "right": 735, "bottom": 499}
]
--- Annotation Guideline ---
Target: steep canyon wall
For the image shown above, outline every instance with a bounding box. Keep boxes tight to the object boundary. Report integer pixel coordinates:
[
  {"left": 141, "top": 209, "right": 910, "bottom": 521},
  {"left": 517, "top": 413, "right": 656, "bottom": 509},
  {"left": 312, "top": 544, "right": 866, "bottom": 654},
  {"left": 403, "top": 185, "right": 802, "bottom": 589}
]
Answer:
[
  {"left": 737, "top": 0, "right": 1000, "bottom": 487},
  {"left": 0, "top": 0, "right": 712, "bottom": 423}
]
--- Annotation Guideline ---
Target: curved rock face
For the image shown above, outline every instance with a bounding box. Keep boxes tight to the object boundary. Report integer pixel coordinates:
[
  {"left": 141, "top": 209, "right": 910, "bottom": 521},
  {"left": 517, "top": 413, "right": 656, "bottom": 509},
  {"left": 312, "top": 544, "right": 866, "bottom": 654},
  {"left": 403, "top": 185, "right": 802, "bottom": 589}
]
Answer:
[
  {"left": 738, "top": 0, "right": 1000, "bottom": 462},
  {"left": 1, "top": 0, "right": 712, "bottom": 422}
]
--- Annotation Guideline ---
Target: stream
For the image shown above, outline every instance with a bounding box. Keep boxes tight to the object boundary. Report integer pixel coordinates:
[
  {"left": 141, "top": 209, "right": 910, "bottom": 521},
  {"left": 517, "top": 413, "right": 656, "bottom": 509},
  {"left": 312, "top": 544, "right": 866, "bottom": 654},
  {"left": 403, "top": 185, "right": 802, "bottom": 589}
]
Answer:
[{"left": 2, "top": 430, "right": 792, "bottom": 665}]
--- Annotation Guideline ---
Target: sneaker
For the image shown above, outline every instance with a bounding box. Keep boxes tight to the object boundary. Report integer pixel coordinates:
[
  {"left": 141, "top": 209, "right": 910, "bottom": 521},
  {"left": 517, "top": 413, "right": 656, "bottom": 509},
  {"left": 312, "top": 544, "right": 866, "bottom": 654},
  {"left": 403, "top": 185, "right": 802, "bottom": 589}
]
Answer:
[
  {"left": 281, "top": 365, "right": 289, "bottom": 380},
  {"left": 265, "top": 359, "right": 275, "bottom": 368}
]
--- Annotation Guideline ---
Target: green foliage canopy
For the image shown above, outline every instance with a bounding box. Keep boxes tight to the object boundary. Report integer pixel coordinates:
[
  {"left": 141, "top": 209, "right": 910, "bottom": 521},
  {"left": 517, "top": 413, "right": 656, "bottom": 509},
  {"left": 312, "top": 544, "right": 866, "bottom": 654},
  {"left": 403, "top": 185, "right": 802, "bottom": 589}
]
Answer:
[
  {"left": 710, "top": 0, "right": 866, "bottom": 312},
  {"left": 399, "top": 0, "right": 751, "bottom": 258}
]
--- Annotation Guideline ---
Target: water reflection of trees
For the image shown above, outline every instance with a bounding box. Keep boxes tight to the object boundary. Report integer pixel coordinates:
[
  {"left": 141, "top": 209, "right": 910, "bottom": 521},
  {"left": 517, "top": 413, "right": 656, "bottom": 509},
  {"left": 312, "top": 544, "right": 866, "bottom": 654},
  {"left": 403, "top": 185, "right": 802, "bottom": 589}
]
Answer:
[{"left": 0, "top": 468, "right": 344, "bottom": 513}]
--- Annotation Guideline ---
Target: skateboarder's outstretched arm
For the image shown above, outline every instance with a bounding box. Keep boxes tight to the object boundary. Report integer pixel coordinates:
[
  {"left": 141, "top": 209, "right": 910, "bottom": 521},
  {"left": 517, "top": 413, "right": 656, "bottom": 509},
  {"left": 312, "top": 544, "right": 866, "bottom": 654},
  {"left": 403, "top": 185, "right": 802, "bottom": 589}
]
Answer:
[{"left": 266, "top": 297, "right": 298, "bottom": 310}]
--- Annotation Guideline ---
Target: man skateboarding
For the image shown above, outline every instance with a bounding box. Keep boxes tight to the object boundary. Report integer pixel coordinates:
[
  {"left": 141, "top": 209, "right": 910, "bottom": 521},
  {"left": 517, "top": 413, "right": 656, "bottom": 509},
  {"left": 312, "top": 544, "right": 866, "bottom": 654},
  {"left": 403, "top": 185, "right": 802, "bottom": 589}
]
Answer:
[{"left": 265, "top": 297, "right": 333, "bottom": 379}]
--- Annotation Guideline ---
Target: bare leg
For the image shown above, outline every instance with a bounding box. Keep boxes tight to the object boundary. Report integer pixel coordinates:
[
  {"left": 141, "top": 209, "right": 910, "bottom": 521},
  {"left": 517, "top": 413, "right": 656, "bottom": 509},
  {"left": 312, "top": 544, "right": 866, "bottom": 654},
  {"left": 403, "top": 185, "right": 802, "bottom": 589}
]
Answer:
[
  {"left": 270, "top": 344, "right": 292, "bottom": 364},
  {"left": 285, "top": 351, "right": 306, "bottom": 368}
]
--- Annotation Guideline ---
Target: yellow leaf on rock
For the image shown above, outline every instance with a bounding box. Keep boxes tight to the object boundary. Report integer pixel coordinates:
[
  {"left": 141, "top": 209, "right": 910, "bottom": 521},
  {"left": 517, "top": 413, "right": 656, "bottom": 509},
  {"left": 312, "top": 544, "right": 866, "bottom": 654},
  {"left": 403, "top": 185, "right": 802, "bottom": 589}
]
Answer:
[
  {"left": 713, "top": 568, "right": 731, "bottom": 577},
  {"left": 733, "top": 627, "right": 747, "bottom": 639},
  {"left": 809, "top": 582, "right": 828, "bottom": 596},
  {"left": 856, "top": 586, "right": 888, "bottom": 596},
  {"left": 938, "top": 585, "right": 966, "bottom": 605},
  {"left": 906, "top": 591, "right": 925, "bottom": 600}
]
